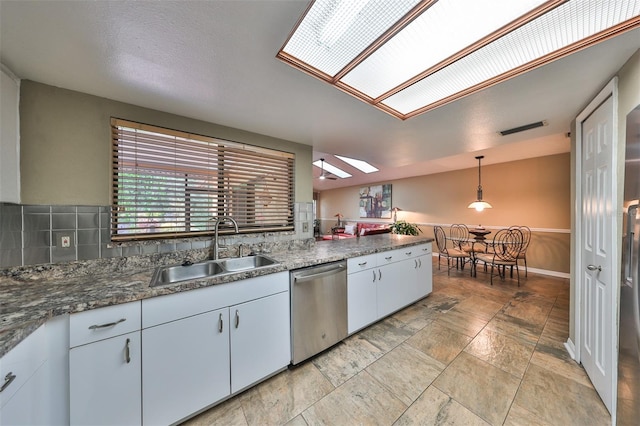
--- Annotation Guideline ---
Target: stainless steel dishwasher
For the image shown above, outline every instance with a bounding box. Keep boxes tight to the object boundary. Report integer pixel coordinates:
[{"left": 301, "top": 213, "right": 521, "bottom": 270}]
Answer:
[{"left": 290, "top": 261, "right": 348, "bottom": 365}]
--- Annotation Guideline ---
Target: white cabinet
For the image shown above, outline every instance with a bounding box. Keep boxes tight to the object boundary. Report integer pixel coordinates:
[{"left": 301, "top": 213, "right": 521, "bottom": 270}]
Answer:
[
  {"left": 230, "top": 291, "right": 290, "bottom": 393},
  {"left": 347, "top": 255, "right": 379, "bottom": 334},
  {"left": 377, "top": 259, "right": 413, "bottom": 318},
  {"left": 347, "top": 243, "right": 433, "bottom": 335},
  {"left": 0, "top": 325, "right": 47, "bottom": 426},
  {"left": 141, "top": 272, "right": 290, "bottom": 425},
  {"left": 142, "top": 308, "right": 230, "bottom": 426},
  {"left": 69, "top": 301, "right": 142, "bottom": 426},
  {"left": 414, "top": 244, "right": 433, "bottom": 299},
  {"left": 1, "top": 315, "right": 69, "bottom": 426}
]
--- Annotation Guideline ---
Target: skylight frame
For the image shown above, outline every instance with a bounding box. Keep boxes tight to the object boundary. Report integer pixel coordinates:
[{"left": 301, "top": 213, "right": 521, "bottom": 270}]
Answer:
[{"left": 277, "top": 0, "right": 640, "bottom": 120}]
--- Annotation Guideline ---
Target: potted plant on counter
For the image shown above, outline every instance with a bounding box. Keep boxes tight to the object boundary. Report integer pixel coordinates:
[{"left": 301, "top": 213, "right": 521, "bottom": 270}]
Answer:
[{"left": 390, "top": 220, "right": 422, "bottom": 236}]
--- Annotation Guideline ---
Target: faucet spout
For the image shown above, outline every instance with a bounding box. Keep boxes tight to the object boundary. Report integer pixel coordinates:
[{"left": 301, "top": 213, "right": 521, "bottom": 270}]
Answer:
[{"left": 211, "top": 216, "right": 239, "bottom": 260}]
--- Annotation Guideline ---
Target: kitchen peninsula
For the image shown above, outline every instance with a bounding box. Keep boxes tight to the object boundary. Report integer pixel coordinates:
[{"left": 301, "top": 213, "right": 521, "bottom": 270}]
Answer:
[{"left": 1, "top": 234, "right": 433, "bottom": 425}]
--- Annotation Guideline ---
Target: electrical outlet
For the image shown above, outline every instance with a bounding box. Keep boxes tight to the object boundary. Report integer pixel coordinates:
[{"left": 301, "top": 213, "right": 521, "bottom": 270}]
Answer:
[
  {"left": 55, "top": 232, "right": 75, "bottom": 249},
  {"left": 302, "top": 222, "right": 309, "bottom": 232}
]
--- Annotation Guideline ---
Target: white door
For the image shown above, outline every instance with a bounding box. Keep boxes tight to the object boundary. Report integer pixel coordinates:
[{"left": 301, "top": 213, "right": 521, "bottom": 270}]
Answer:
[{"left": 580, "top": 93, "right": 616, "bottom": 413}]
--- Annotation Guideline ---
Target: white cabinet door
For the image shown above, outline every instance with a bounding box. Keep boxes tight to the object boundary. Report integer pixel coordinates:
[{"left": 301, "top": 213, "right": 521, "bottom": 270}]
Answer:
[
  {"left": 415, "top": 254, "right": 433, "bottom": 299},
  {"left": 69, "top": 331, "right": 141, "bottom": 426},
  {"left": 377, "top": 261, "right": 413, "bottom": 318},
  {"left": 142, "top": 308, "right": 230, "bottom": 426},
  {"left": 230, "top": 291, "right": 290, "bottom": 393},
  {"left": 0, "top": 362, "right": 48, "bottom": 426},
  {"left": 348, "top": 267, "right": 378, "bottom": 334}
]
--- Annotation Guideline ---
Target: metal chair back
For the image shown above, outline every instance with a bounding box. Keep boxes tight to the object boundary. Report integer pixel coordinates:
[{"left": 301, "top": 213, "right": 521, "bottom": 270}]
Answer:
[
  {"left": 434, "top": 225, "right": 448, "bottom": 254},
  {"left": 492, "top": 228, "right": 524, "bottom": 262},
  {"left": 450, "top": 224, "right": 469, "bottom": 249}
]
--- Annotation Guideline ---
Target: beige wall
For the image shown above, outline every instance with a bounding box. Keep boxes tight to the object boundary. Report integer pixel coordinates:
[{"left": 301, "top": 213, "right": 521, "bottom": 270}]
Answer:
[
  {"left": 319, "top": 153, "right": 571, "bottom": 274},
  {"left": 19, "top": 81, "right": 313, "bottom": 205}
]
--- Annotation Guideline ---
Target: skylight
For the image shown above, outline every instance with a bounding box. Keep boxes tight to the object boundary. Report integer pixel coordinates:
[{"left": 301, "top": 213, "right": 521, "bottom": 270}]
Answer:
[
  {"left": 334, "top": 155, "right": 379, "bottom": 173},
  {"left": 313, "top": 159, "right": 352, "bottom": 178},
  {"left": 277, "top": 0, "right": 640, "bottom": 120}
]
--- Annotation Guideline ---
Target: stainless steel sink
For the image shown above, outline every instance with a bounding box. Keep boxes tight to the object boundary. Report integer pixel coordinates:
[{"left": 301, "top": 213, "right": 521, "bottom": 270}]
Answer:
[
  {"left": 150, "top": 255, "right": 279, "bottom": 287},
  {"left": 218, "top": 255, "right": 278, "bottom": 272}
]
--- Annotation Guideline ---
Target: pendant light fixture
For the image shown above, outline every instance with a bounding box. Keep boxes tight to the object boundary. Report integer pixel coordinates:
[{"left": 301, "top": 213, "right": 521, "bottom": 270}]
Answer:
[{"left": 468, "top": 155, "right": 492, "bottom": 212}]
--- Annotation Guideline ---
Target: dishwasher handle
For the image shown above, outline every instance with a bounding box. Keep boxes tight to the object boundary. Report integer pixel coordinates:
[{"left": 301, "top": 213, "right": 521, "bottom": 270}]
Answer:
[{"left": 293, "top": 263, "right": 346, "bottom": 284}]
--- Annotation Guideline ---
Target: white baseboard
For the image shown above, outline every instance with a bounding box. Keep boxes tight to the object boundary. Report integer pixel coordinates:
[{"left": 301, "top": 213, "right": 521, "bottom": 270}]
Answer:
[
  {"left": 431, "top": 253, "right": 570, "bottom": 279},
  {"left": 526, "top": 267, "right": 570, "bottom": 279},
  {"left": 564, "top": 338, "right": 576, "bottom": 360}
]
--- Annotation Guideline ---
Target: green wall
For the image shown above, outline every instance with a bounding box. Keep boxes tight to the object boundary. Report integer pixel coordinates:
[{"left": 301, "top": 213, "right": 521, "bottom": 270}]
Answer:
[{"left": 19, "top": 81, "right": 313, "bottom": 205}]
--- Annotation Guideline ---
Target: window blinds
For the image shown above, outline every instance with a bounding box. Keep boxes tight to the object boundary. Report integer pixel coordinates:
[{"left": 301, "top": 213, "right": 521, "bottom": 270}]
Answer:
[{"left": 111, "top": 118, "right": 295, "bottom": 240}]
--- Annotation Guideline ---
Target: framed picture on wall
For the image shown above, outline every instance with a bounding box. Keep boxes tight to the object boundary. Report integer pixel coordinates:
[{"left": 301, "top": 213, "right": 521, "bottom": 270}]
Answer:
[{"left": 359, "top": 184, "right": 391, "bottom": 218}]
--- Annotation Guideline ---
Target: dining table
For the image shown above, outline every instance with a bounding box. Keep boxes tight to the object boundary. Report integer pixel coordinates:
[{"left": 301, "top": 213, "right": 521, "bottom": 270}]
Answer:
[{"left": 455, "top": 228, "right": 492, "bottom": 277}]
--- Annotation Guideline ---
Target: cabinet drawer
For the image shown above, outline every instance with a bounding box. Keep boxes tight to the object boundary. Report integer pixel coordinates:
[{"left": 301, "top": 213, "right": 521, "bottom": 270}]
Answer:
[
  {"left": 377, "top": 248, "right": 410, "bottom": 265},
  {"left": 416, "top": 243, "right": 432, "bottom": 255},
  {"left": 70, "top": 301, "right": 141, "bottom": 347},
  {"left": 347, "top": 254, "right": 377, "bottom": 272},
  {"left": 0, "top": 325, "right": 46, "bottom": 408}
]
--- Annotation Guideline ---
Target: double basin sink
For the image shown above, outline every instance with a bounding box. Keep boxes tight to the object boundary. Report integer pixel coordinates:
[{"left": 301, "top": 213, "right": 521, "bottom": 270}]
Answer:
[{"left": 151, "top": 255, "right": 279, "bottom": 287}]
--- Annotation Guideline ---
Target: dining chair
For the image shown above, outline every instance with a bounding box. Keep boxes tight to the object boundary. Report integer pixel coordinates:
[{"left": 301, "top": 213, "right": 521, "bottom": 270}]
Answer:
[
  {"left": 434, "top": 226, "right": 471, "bottom": 276},
  {"left": 475, "top": 228, "right": 525, "bottom": 286},
  {"left": 509, "top": 225, "right": 531, "bottom": 277},
  {"left": 449, "top": 224, "right": 470, "bottom": 270}
]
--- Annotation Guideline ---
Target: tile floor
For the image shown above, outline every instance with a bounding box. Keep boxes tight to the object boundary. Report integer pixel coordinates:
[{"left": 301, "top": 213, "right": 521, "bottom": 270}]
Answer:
[{"left": 183, "top": 259, "right": 611, "bottom": 426}]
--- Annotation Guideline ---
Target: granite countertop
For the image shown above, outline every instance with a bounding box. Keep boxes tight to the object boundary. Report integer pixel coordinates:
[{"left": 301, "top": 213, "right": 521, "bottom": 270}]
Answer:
[{"left": 0, "top": 234, "right": 433, "bottom": 357}]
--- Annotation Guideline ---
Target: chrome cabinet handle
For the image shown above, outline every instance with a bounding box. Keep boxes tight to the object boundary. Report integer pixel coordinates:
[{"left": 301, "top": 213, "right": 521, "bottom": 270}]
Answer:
[
  {"left": 358, "top": 261, "right": 367, "bottom": 266},
  {"left": 1, "top": 372, "right": 16, "bottom": 393},
  {"left": 235, "top": 310, "right": 240, "bottom": 328},
  {"left": 378, "top": 269, "right": 382, "bottom": 280},
  {"left": 218, "top": 313, "right": 224, "bottom": 333},
  {"left": 372, "top": 270, "right": 376, "bottom": 282},
  {"left": 587, "top": 264, "right": 602, "bottom": 272},
  {"left": 405, "top": 251, "right": 412, "bottom": 256},
  {"left": 385, "top": 256, "right": 392, "bottom": 261},
  {"left": 125, "top": 338, "right": 131, "bottom": 364},
  {"left": 89, "top": 318, "right": 126, "bottom": 330},
  {"left": 418, "top": 258, "right": 422, "bottom": 268},
  {"left": 414, "top": 259, "right": 418, "bottom": 269}
]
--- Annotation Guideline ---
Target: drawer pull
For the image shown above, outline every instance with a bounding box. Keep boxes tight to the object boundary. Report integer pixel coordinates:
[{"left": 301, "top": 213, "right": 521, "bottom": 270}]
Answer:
[
  {"left": 385, "top": 256, "right": 392, "bottom": 261},
  {"left": 1, "top": 372, "right": 16, "bottom": 393},
  {"left": 218, "top": 313, "right": 224, "bottom": 333},
  {"left": 88, "top": 318, "right": 126, "bottom": 330},
  {"left": 358, "top": 261, "right": 368, "bottom": 266},
  {"left": 125, "top": 338, "right": 131, "bottom": 364},
  {"left": 235, "top": 310, "right": 240, "bottom": 328},
  {"left": 372, "top": 270, "right": 376, "bottom": 282},
  {"left": 378, "top": 269, "right": 382, "bottom": 281},
  {"left": 405, "top": 251, "right": 412, "bottom": 256}
]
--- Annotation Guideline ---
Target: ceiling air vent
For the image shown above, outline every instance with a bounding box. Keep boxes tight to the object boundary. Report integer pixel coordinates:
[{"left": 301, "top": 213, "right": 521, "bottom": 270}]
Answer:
[{"left": 499, "top": 120, "right": 547, "bottom": 136}]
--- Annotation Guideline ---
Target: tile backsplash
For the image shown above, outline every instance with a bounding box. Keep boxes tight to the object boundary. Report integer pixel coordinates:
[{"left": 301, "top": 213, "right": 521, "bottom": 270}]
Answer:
[{"left": 0, "top": 202, "right": 314, "bottom": 268}]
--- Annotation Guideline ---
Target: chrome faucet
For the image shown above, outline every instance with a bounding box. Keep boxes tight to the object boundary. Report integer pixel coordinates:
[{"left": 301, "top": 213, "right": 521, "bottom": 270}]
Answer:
[{"left": 211, "top": 216, "right": 239, "bottom": 260}]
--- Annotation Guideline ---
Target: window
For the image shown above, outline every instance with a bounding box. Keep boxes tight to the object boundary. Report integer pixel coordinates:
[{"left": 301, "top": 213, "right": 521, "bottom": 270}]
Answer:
[{"left": 111, "top": 118, "right": 294, "bottom": 241}]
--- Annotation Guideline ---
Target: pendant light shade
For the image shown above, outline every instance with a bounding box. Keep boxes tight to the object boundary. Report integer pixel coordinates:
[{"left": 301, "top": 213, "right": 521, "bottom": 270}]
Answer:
[{"left": 468, "top": 156, "right": 492, "bottom": 212}]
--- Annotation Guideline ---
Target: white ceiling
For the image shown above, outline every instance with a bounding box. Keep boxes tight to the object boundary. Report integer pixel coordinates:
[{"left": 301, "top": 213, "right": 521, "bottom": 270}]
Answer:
[{"left": 1, "top": 1, "right": 639, "bottom": 191}]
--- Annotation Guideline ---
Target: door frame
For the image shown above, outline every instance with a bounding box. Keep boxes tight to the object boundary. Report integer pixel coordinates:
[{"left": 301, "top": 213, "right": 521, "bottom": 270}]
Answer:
[{"left": 572, "top": 76, "right": 619, "bottom": 414}]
